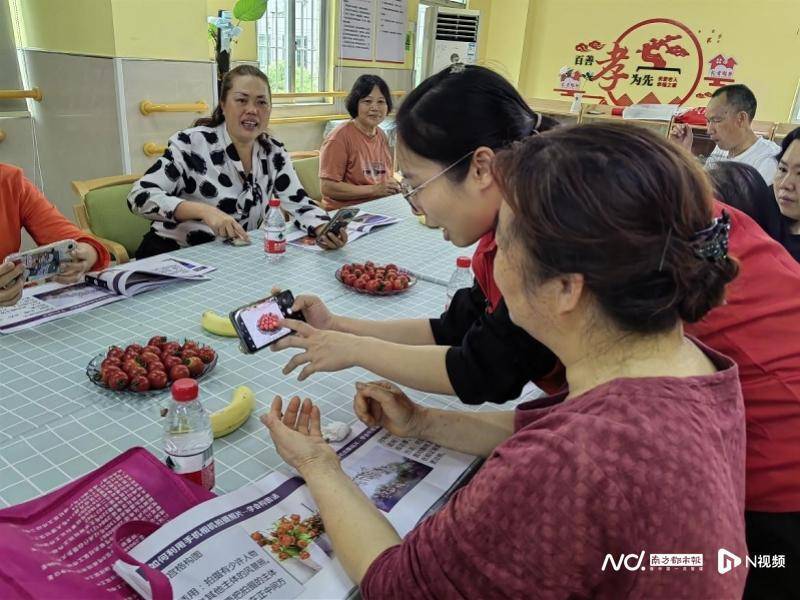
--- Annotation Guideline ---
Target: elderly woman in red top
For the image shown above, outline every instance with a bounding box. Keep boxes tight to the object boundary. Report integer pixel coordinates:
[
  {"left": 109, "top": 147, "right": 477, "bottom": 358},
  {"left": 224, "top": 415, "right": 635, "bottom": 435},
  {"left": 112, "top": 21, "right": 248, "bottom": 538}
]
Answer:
[
  {"left": 0, "top": 163, "right": 110, "bottom": 307},
  {"left": 262, "top": 124, "right": 747, "bottom": 599}
]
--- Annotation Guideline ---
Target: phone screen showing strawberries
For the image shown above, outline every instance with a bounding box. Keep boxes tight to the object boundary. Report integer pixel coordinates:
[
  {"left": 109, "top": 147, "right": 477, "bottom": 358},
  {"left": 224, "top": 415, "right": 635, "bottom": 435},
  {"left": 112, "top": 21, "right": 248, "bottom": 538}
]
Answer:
[{"left": 230, "top": 290, "right": 305, "bottom": 353}]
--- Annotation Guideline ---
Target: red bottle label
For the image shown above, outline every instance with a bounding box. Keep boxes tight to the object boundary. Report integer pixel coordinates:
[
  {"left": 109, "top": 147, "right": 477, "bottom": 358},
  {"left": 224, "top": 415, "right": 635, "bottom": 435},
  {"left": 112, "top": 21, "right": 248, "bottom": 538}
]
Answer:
[
  {"left": 265, "top": 239, "right": 286, "bottom": 254},
  {"left": 166, "top": 447, "right": 215, "bottom": 490}
]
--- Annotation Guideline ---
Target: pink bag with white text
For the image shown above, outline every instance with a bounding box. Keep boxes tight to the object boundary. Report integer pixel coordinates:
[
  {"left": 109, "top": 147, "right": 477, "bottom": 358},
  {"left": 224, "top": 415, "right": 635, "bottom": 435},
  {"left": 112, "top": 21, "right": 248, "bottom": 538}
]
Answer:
[{"left": 0, "top": 447, "right": 214, "bottom": 599}]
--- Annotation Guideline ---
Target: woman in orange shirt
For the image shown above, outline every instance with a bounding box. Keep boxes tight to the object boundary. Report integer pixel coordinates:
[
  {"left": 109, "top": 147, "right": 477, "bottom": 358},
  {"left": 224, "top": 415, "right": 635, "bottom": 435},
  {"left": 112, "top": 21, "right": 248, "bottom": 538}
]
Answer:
[
  {"left": 0, "top": 163, "right": 110, "bottom": 307},
  {"left": 319, "top": 75, "right": 401, "bottom": 210}
]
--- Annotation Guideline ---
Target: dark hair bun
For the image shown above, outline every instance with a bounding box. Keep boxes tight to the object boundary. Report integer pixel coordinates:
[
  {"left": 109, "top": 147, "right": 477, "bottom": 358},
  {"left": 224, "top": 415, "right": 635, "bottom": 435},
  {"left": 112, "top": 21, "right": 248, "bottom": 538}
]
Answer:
[{"left": 494, "top": 122, "right": 739, "bottom": 334}]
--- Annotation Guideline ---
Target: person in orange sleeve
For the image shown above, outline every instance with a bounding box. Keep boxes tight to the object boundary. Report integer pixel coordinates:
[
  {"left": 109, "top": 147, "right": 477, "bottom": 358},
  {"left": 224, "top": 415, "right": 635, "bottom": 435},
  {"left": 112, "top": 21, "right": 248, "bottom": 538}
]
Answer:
[
  {"left": 0, "top": 163, "right": 110, "bottom": 307},
  {"left": 319, "top": 75, "right": 400, "bottom": 210}
]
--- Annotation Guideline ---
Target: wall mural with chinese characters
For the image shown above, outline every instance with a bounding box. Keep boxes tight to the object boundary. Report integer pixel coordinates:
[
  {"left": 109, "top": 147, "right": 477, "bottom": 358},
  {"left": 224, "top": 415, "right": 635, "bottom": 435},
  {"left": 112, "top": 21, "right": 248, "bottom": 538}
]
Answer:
[{"left": 554, "top": 18, "right": 738, "bottom": 106}]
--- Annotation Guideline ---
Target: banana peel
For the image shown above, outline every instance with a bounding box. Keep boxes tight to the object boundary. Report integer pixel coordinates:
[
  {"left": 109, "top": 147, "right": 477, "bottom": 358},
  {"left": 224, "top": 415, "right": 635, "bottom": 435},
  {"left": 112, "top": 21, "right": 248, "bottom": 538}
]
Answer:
[
  {"left": 210, "top": 385, "right": 256, "bottom": 438},
  {"left": 201, "top": 310, "right": 238, "bottom": 337}
]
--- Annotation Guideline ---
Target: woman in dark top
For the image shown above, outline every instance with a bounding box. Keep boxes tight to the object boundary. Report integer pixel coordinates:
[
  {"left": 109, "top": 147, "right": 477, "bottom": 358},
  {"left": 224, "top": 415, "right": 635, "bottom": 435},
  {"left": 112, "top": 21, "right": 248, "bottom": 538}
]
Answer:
[
  {"left": 709, "top": 150, "right": 800, "bottom": 263},
  {"left": 262, "top": 123, "right": 746, "bottom": 599},
  {"left": 772, "top": 127, "right": 800, "bottom": 261},
  {"left": 271, "top": 64, "right": 561, "bottom": 403}
]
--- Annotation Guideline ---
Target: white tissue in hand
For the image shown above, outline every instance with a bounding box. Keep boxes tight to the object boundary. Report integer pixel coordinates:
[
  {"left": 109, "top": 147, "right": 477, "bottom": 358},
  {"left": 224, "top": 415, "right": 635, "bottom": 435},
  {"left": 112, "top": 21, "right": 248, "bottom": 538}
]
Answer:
[{"left": 321, "top": 421, "right": 351, "bottom": 443}]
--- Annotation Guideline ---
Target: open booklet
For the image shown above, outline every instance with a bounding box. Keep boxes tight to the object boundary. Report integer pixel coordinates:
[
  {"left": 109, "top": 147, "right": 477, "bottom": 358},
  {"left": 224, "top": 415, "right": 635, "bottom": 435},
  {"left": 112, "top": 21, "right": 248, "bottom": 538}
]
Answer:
[
  {"left": 287, "top": 212, "right": 400, "bottom": 252},
  {"left": 0, "top": 256, "right": 214, "bottom": 334},
  {"left": 114, "top": 421, "right": 479, "bottom": 600},
  {"left": 85, "top": 255, "right": 215, "bottom": 297}
]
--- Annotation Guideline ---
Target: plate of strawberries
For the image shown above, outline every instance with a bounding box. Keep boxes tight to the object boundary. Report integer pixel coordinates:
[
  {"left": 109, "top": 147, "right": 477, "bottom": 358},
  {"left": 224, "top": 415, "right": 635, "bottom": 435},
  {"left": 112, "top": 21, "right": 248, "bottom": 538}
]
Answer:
[
  {"left": 86, "top": 335, "right": 217, "bottom": 395},
  {"left": 335, "top": 261, "right": 415, "bottom": 295}
]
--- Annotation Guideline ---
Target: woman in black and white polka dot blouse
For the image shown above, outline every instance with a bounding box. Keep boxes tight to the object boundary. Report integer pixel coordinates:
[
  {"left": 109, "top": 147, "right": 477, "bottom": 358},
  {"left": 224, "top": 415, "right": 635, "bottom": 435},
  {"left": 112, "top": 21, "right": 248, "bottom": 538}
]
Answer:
[{"left": 128, "top": 65, "right": 347, "bottom": 258}]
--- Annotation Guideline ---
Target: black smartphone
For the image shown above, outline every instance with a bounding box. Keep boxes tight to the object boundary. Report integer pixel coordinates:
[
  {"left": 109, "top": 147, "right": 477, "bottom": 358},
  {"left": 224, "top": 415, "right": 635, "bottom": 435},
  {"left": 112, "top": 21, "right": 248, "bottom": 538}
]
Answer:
[
  {"left": 319, "top": 207, "right": 359, "bottom": 237},
  {"left": 229, "top": 290, "right": 305, "bottom": 354}
]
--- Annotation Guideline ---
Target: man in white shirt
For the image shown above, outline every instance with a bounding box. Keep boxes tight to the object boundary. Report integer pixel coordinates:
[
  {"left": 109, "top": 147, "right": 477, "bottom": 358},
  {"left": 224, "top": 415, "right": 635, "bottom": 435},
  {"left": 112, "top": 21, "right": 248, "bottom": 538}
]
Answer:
[{"left": 671, "top": 84, "right": 780, "bottom": 184}]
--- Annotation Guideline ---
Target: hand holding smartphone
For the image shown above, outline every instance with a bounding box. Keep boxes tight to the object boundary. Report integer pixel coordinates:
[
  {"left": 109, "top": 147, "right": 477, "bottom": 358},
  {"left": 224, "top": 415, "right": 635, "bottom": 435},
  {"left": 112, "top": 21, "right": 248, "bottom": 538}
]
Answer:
[
  {"left": 230, "top": 290, "right": 306, "bottom": 353},
  {"left": 4, "top": 239, "right": 78, "bottom": 284},
  {"left": 319, "top": 208, "right": 359, "bottom": 238}
]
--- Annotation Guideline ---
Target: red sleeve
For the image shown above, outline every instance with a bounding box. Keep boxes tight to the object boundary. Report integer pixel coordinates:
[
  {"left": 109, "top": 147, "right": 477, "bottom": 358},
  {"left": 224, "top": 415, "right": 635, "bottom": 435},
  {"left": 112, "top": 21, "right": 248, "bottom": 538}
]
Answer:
[
  {"left": 18, "top": 170, "right": 110, "bottom": 270},
  {"left": 360, "top": 428, "right": 620, "bottom": 599}
]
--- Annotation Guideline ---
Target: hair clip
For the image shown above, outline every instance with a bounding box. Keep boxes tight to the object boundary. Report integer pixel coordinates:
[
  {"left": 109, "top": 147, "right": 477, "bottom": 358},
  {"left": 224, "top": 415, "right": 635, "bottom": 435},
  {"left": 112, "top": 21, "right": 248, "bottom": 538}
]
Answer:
[
  {"left": 657, "top": 227, "right": 673, "bottom": 271},
  {"left": 450, "top": 62, "right": 466, "bottom": 74},
  {"left": 528, "top": 112, "right": 543, "bottom": 136},
  {"left": 691, "top": 211, "right": 731, "bottom": 262}
]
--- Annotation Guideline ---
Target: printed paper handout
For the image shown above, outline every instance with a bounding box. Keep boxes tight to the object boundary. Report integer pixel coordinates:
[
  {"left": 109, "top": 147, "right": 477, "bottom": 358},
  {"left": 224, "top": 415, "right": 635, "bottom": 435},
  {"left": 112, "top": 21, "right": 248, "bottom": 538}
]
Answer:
[
  {"left": 0, "top": 256, "right": 215, "bottom": 334},
  {"left": 287, "top": 213, "right": 400, "bottom": 252},
  {"left": 114, "top": 422, "right": 478, "bottom": 600}
]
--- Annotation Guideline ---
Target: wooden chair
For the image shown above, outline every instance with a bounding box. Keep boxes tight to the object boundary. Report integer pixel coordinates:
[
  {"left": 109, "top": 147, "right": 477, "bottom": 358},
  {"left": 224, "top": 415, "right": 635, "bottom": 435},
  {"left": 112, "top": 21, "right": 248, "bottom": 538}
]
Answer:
[
  {"left": 292, "top": 155, "right": 322, "bottom": 205},
  {"left": 72, "top": 174, "right": 147, "bottom": 264},
  {"left": 579, "top": 104, "right": 674, "bottom": 137},
  {"left": 289, "top": 150, "right": 320, "bottom": 160},
  {"left": 527, "top": 98, "right": 580, "bottom": 125},
  {"left": 772, "top": 122, "right": 798, "bottom": 144},
  {"left": 752, "top": 120, "right": 777, "bottom": 140}
]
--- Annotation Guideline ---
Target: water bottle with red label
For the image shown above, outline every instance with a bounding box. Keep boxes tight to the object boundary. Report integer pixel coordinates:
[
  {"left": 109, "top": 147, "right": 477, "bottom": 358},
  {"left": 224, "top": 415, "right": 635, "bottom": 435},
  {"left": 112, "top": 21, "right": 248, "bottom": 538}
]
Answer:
[
  {"left": 264, "top": 198, "right": 286, "bottom": 262},
  {"left": 163, "top": 379, "right": 215, "bottom": 490}
]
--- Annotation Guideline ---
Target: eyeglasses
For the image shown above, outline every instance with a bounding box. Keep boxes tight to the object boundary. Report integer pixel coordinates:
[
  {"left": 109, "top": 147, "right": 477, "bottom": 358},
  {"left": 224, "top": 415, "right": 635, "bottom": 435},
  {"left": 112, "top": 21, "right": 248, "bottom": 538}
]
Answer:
[{"left": 399, "top": 151, "right": 474, "bottom": 210}]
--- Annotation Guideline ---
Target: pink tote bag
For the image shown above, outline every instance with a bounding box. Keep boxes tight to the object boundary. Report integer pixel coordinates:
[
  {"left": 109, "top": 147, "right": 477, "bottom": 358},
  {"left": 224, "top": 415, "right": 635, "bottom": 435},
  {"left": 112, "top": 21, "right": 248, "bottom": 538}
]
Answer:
[{"left": 0, "top": 447, "right": 214, "bottom": 599}]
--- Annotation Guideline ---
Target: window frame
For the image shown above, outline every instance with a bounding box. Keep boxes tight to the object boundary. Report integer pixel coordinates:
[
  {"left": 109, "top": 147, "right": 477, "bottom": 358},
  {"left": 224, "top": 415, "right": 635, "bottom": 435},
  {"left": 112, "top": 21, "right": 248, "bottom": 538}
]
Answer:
[
  {"left": 257, "top": 0, "right": 329, "bottom": 99},
  {"left": 792, "top": 79, "right": 800, "bottom": 124}
]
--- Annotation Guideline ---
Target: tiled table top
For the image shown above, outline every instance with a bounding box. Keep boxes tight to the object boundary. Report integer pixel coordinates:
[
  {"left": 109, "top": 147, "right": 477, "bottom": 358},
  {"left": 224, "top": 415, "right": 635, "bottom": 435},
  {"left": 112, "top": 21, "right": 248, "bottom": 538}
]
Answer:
[{"left": 0, "top": 195, "right": 487, "bottom": 507}]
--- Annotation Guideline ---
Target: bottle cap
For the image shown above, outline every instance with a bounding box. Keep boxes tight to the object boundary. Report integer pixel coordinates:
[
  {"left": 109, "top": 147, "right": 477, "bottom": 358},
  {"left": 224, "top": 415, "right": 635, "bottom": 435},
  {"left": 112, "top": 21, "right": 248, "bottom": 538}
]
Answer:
[
  {"left": 456, "top": 256, "right": 472, "bottom": 268},
  {"left": 171, "top": 378, "right": 198, "bottom": 402},
  {"left": 269, "top": 198, "right": 280, "bottom": 207}
]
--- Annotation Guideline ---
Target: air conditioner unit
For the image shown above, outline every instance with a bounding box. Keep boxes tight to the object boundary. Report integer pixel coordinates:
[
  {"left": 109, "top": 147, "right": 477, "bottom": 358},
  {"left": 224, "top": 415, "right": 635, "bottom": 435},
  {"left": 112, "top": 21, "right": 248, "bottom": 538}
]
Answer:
[{"left": 418, "top": 7, "right": 480, "bottom": 80}]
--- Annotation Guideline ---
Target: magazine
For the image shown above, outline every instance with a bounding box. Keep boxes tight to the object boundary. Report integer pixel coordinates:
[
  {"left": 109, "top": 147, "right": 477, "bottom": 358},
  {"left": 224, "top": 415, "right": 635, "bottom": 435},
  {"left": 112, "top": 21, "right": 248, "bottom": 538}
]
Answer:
[
  {"left": 85, "top": 255, "right": 215, "bottom": 297},
  {"left": 114, "top": 422, "right": 479, "bottom": 600},
  {"left": 287, "top": 213, "right": 400, "bottom": 252},
  {"left": 0, "top": 256, "right": 215, "bottom": 334}
]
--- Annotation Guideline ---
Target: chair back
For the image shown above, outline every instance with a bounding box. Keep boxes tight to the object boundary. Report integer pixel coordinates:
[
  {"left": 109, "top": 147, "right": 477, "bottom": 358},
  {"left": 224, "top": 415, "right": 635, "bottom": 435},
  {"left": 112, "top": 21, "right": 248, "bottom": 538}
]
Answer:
[
  {"left": 72, "top": 175, "right": 149, "bottom": 260},
  {"left": 293, "top": 155, "right": 322, "bottom": 203}
]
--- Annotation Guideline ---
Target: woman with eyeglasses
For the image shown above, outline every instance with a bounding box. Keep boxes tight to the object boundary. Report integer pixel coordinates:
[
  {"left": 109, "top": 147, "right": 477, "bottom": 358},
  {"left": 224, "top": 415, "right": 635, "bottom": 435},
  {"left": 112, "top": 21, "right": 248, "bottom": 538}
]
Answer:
[
  {"left": 272, "top": 65, "right": 563, "bottom": 404},
  {"left": 262, "top": 124, "right": 747, "bottom": 598}
]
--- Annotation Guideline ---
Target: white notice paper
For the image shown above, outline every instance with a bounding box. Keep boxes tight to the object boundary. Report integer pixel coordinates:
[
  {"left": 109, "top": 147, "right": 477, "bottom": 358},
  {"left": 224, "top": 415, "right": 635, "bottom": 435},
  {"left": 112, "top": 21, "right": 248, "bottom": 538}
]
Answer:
[
  {"left": 340, "top": 0, "right": 373, "bottom": 61},
  {"left": 376, "top": 0, "right": 407, "bottom": 63}
]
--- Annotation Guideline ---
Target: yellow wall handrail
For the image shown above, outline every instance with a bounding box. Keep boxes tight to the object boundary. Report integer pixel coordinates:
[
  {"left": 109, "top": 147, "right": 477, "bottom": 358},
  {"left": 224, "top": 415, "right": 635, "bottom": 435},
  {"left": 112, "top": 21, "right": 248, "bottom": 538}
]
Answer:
[
  {"left": 144, "top": 142, "right": 322, "bottom": 159},
  {"left": 140, "top": 100, "right": 209, "bottom": 116},
  {"left": 272, "top": 90, "right": 406, "bottom": 100},
  {"left": 271, "top": 113, "right": 350, "bottom": 125},
  {"left": 143, "top": 142, "right": 167, "bottom": 157},
  {"left": 0, "top": 88, "right": 43, "bottom": 101}
]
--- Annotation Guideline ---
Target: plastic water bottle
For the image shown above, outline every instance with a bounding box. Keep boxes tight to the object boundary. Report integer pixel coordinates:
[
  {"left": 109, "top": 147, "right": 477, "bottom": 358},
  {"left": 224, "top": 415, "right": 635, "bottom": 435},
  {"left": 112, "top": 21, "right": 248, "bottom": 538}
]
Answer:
[
  {"left": 570, "top": 93, "right": 583, "bottom": 114},
  {"left": 446, "top": 256, "right": 473, "bottom": 311},
  {"left": 163, "top": 379, "right": 215, "bottom": 490},
  {"left": 264, "top": 198, "right": 286, "bottom": 262}
]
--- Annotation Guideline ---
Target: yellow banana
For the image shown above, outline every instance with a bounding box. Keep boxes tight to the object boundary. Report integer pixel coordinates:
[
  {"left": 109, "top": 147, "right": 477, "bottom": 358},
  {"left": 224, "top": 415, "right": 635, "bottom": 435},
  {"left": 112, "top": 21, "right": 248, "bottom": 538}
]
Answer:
[
  {"left": 210, "top": 386, "right": 256, "bottom": 438},
  {"left": 418, "top": 214, "right": 437, "bottom": 228},
  {"left": 201, "top": 310, "right": 238, "bottom": 337}
]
